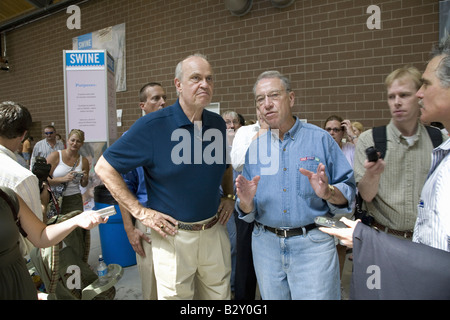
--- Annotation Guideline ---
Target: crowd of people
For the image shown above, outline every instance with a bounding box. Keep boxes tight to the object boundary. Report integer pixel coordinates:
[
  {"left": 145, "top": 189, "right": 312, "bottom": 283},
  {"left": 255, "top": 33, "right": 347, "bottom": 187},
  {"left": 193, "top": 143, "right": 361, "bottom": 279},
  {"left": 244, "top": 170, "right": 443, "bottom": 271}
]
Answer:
[{"left": 2, "top": 37, "right": 450, "bottom": 300}]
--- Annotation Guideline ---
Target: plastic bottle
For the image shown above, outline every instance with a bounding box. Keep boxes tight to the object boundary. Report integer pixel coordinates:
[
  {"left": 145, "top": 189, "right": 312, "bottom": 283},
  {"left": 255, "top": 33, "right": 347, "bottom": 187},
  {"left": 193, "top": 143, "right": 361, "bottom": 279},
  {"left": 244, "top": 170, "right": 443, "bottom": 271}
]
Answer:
[{"left": 97, "top": 254, "right": 108, "bottom": 284}]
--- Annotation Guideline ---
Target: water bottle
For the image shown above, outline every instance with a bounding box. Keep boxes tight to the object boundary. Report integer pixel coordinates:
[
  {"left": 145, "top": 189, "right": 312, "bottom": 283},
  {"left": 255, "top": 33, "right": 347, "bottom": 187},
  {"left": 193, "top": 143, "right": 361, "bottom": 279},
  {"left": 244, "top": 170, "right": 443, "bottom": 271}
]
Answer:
[{"left": 97, "top": 254, "right": 108, "bottom": 284}]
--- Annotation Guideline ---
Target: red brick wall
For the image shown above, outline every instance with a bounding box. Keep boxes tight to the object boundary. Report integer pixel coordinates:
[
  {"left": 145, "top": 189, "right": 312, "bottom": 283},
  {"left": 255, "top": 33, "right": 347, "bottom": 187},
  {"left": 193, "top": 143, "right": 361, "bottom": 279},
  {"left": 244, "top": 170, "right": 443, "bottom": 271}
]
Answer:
[{"left": 0, "top": 0, "right": 440, "bottom": 138}]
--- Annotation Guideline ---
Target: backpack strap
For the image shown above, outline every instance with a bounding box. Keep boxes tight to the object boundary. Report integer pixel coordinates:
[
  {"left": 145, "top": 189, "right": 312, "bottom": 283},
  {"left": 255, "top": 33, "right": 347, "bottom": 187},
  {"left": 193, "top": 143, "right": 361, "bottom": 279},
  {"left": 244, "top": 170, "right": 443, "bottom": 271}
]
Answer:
[
  {"left": 0, "top": 188, "right": 28, "bottom": 237},
  {"left": 372, "top": 126, "right": 387, "bottom": 159},
  {"left": 372, "top": 125, "right": 443, "bottom": 159}
]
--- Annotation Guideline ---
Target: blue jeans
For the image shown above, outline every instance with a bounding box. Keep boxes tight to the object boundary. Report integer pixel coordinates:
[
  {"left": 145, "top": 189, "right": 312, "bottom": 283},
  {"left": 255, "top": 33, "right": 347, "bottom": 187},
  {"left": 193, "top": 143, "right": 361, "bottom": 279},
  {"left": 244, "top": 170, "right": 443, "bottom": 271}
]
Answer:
[
  {"left": 226, "top": 212, "right": 236, "bottom": 292},
  {"left": 251, "top": 223, "right": 340, "bottom": 300}
]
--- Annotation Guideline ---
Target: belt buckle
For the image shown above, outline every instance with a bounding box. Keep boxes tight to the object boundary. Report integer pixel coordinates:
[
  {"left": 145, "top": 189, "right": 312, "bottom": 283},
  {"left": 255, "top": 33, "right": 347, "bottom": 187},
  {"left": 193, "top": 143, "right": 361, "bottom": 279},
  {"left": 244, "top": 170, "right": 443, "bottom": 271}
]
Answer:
[{"left": 275, "top": 228, "right": 288, "bottom": 238}]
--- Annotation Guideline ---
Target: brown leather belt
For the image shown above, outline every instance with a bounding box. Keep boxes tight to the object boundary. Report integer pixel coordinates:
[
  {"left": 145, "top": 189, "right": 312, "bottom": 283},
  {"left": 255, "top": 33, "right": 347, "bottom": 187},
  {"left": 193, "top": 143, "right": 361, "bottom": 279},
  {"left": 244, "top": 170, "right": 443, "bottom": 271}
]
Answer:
[
  {"left": 372, "top": 220, "right": 413, "bottom": 239},
  {"left": 177, "top": 216, "right": 219, "bottom": 231}
]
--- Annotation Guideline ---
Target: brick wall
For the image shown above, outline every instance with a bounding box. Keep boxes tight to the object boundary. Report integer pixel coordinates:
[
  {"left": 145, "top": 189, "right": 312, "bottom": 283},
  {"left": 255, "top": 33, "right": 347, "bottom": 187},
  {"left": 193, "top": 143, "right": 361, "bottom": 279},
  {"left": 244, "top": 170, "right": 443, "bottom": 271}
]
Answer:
[{"left": 0, "top": 0, "right": 440, "bottom": 138}]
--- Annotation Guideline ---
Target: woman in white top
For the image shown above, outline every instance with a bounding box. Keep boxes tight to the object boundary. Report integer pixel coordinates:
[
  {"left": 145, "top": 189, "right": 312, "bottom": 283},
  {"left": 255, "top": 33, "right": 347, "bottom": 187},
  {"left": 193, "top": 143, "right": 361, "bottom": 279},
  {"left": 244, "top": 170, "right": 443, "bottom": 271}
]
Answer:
[{"left": 47, "top": 129, "right": 89, "bottom": 216}]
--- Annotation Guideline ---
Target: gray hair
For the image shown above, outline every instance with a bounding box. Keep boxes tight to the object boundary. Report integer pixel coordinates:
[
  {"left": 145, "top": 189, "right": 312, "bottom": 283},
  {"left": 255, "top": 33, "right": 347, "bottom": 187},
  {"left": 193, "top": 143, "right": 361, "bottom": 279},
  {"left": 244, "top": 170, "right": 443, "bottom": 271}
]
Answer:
[
  {"left": 221, "top": 110, "right": 238, "bottom": 119},
  {"left": 174, "top": 53, "right": 209, "bottom": 81},
  {"left": 431, "top": 36, "right": 450, "bottom": 88},
  {"left": 252, "top": 70, "right": 292, "bottom": 96}
]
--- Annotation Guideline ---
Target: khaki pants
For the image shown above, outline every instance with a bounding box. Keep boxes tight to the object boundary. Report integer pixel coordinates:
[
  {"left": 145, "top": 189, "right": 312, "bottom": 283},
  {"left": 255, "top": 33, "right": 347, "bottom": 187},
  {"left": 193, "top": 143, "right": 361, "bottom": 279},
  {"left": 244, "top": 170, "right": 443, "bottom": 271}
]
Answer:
[
  {"left": 151, "top": 216, "right": 231, "bottom": 300},
  {"left": 135, "top": 220, "right": 157, "bottom": 300}
]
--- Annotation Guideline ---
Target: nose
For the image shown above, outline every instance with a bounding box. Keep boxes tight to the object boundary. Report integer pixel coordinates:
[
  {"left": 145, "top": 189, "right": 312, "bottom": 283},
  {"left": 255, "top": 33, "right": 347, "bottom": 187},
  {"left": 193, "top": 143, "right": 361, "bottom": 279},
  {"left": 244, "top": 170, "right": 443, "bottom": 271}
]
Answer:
[{"left": 416, "top": 88, "right": 424, "bottom": 99}]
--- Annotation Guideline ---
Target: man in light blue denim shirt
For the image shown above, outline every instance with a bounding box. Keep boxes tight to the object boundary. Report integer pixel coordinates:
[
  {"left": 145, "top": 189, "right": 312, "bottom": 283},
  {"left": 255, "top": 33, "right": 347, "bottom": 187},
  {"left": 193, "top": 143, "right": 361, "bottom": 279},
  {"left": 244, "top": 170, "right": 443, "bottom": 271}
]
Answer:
[{"left": 235, "top": 71, "right": 355, "bottom": 300}]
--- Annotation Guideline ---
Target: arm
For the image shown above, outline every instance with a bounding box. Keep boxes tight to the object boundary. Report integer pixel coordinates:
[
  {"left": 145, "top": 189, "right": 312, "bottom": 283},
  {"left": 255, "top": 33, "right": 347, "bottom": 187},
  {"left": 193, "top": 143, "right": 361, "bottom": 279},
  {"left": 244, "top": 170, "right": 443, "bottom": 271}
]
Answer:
[
  {"left": 299, "top": 163, "right": 349, "bottom": 205},
  {"left": 217, "top": 165, "right": 235, "bottom": 225},
  {"left": 235, "top": 174, "right": 260, "bottom": 214},
  {"left": 319, "top": 217, "right": 359, "bottom": 248},
  {"left": 18, "top": 194, "right": 106, "bottom": 248},
  {"left": 119, "top": 204, "right": 149, "bottom": 257},
  {"left": 120, "top": 169, "right": 150, "bottom": 257},
  {"left": 356, "top": 159, "right": 385, "bottom": 202},
  {"left": 353, "top": 130, "right": 385, "bottom": 202},
  {"left": 79, "top": 157, "right": 90, "bottom": 188},
  {"left": 95, "top": 155, "right": 177, "bottom": 237}
]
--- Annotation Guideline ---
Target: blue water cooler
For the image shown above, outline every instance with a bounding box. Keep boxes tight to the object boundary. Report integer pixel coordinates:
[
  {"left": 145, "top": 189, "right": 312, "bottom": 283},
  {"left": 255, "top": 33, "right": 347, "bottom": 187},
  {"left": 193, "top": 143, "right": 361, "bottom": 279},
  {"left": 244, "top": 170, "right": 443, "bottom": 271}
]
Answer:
[{"left": 94, "top": 184, "right": 136, "bottom": 267}]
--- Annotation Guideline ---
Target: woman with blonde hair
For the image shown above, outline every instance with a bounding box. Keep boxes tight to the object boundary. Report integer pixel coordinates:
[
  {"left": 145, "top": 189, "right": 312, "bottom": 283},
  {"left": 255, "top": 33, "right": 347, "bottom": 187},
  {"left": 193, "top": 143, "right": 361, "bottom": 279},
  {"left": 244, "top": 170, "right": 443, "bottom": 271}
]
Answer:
[
  {"left": 46, "top": 129, "right": 89, "bottom": 217},
  {"left": 46, "top": 129, "right": 90, "bottom": 259},
  {"left": 351, "top": 121, "right": 365, "bottom": 140}
]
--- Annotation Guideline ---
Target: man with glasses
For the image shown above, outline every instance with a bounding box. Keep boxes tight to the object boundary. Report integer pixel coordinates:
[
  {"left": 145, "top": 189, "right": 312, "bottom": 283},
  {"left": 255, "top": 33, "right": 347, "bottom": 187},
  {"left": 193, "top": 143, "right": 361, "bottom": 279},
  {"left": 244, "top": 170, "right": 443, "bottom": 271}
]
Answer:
[
  {"left": 353, "top": 67, "right": 447, "bottom": 240},
  {"left": 30, "top": 125, "right": 64, "bottom": 169},
  {"left": 235, "top": 71, "right": 355, "bottom": 299}
]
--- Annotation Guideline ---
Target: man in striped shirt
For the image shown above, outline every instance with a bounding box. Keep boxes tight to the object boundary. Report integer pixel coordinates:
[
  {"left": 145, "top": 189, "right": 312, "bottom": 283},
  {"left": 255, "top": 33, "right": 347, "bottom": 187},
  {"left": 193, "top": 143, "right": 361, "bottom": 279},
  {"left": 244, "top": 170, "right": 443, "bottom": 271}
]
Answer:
[{"left": 412, "top": 38, "right": 450, "bottom": 252}]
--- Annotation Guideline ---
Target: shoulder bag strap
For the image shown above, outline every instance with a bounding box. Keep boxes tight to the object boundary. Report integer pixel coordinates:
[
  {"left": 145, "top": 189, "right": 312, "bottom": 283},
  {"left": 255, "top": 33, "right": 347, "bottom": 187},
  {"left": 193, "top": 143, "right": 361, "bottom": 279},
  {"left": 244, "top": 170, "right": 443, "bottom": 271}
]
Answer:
[{"left": 0, "top": 188, "right": 28, "bottom": 237}]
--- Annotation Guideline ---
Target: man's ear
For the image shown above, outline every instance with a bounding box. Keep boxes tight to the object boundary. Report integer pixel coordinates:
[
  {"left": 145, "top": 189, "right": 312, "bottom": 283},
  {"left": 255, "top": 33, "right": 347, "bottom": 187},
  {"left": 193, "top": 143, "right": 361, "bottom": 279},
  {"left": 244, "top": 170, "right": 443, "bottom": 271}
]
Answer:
[
  {"left": 174, "top": 78, "right": 182, "bottom": 94},
  {"left": 288, "top": 91, "right": 295, "bottom": 108}
]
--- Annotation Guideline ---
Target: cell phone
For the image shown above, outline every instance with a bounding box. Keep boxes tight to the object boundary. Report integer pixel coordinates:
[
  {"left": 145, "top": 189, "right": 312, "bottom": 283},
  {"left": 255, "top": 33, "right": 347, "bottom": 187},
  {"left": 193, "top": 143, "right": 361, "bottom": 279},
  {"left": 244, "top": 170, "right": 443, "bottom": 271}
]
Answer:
[
  {"left": 95, "top": 205, "right": 117, "bottom": 218},
  {"left": 72, "top": 171, "right": 84, "bottom": 178},
  {"left": 365, "top": 146, "right": 379, "bottom": 162},
  {"left": 314, "top": 216, "right": 348, "bottom": 229}
]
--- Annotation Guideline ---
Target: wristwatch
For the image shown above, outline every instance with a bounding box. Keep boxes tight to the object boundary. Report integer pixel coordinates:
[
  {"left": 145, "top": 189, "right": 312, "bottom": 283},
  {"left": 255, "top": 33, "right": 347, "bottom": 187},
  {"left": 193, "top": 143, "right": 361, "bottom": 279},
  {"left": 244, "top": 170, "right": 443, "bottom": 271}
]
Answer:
[
  {"left": 323, "top": 185, "right": 335, "bottom": 201},
  {"left": 224, "top": 194, "right": 236, "bottom": 201}
]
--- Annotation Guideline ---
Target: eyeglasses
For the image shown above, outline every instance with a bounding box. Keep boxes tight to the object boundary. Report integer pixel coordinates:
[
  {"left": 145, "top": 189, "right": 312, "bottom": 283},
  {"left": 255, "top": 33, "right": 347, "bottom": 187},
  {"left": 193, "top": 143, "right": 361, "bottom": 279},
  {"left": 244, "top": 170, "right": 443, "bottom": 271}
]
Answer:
[
  {"left": 255, "top": 90, "right": 285, "bottom": 106},
  {"left": 325, "top": 128, "right": 342, "bottom": 133},
  {"left": 44, "top": 131, "right": 54, "bottom": 135}
]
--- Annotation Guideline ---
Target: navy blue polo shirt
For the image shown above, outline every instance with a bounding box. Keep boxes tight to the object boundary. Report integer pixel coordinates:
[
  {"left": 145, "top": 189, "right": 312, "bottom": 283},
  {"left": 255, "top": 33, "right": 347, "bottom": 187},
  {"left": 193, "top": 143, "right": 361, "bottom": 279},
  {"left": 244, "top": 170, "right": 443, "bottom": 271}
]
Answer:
[{"left": 103, "top": 99, "right": 227, "bottom": 222}]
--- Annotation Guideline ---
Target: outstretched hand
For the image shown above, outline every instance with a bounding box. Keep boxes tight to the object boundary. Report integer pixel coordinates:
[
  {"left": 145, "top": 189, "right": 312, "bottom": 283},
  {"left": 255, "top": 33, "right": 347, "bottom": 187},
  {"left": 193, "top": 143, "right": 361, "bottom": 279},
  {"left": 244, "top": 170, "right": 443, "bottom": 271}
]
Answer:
[
  {"left": 299, "top": 163, "right": 330, "bottom": 199},
  {"left": 235, "top": 174, "right": 260, "bottom": 213},
  {"left": 319, "top": 217, "right": 359, "bottom": 248}
]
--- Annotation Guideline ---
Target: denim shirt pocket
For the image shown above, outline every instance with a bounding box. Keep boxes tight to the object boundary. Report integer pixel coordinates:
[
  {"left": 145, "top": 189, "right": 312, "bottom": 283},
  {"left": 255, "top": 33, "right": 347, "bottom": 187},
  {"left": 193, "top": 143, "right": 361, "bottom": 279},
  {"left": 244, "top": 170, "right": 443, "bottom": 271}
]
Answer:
[{"left": 296, "top": 161, "right": 319, "bottom": 198}]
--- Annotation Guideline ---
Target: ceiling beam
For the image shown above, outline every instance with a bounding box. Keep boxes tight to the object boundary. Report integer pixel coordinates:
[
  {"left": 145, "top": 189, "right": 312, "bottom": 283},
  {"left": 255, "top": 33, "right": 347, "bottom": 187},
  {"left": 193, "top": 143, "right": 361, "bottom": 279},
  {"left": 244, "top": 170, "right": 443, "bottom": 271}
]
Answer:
[{"left": 0, "top": 0, "right": 87, "bottom": 33}]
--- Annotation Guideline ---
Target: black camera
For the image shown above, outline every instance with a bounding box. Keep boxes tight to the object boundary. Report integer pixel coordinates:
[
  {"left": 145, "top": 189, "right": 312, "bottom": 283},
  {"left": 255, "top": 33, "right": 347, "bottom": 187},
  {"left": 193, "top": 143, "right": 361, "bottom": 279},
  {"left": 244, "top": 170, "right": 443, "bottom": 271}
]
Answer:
[
  {"left": 32, "top": 156, "right": 52, "bottom": 190},
  {"left": 365, "top": 147, "right": 379, "bottom": 162}
]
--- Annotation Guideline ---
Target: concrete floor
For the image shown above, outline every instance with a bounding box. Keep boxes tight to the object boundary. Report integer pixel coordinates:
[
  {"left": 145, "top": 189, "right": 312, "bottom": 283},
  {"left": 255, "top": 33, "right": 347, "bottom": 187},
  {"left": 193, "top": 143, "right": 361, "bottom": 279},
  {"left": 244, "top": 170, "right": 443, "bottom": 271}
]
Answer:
[
  {"left": 88, "top": 225, "right": 143, "bottom": 300},
  {"left": 88, "top": 225, "right": 353, "bottom": 300}
]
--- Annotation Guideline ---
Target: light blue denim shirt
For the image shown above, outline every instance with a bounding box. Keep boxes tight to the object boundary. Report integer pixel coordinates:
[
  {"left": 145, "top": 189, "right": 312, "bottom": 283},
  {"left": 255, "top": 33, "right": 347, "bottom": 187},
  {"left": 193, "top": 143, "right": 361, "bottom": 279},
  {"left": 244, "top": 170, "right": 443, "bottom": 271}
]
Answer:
[{"left": 236, "top": 117, "right": 356, "bottom": 228}]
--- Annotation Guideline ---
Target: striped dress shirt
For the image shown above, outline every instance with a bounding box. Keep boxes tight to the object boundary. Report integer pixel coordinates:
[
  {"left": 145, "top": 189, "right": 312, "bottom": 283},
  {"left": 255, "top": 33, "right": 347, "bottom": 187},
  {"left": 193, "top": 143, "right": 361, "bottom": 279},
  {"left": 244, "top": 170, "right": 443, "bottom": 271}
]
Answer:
[{"left": 413, "top": 138, "right": 450, "bottom": 252}]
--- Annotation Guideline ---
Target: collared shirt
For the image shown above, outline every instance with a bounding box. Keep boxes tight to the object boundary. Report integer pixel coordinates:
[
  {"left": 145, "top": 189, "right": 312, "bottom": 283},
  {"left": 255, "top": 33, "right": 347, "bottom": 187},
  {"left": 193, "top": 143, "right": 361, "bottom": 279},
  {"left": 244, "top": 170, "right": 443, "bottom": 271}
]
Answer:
[
  {"left": 103, "top": 99, "right": 227, "bottom": 222},
  {"left": 30, "top": 138, "right": 64, "bottom": 169},
  {"left": 230, "top": 122, "right": 261, "bottom": 172},
  {"left": 354, "top": 120, "right": 447, "bottom": 231},
  {"left": 0, "top": 144, "right": 42, "bottom": 255},
  {"left": 0, "top": 145, "right": 42, "bottom": 220},
  {"left": 236, "top": 118, "right": 355, "bottom": 228},
  {"left": 122, "top": 167, "right": 148, "bottom": 206},
  {"left": 413, "top": 138, "right": 450, "bottom": 252}
]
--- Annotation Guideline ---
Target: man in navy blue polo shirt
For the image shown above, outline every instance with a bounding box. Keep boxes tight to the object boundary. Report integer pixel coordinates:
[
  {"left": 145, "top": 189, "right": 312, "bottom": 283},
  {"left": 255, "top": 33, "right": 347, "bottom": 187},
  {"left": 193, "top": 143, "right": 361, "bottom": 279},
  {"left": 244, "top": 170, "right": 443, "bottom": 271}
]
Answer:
[{"left": 95, "top": 54, "right": 235, "bottom": 299}]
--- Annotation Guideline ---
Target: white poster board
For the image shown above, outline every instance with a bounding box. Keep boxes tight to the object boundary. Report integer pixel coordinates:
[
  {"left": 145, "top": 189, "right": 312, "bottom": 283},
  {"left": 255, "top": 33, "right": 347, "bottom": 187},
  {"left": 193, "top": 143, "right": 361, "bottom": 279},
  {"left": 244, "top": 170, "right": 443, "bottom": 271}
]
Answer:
[{"left": 63, "top": 49, "right": 117, "bottom": 146}]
